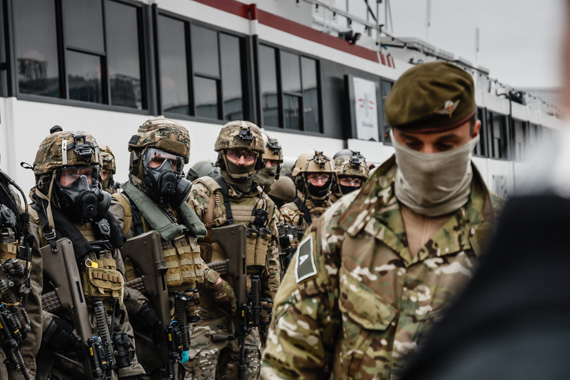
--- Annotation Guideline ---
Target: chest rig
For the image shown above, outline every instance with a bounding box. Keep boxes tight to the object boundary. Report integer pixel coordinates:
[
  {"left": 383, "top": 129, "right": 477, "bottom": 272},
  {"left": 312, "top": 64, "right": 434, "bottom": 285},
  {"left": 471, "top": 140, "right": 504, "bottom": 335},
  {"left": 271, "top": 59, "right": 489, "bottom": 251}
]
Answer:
[
  {"left": 194, "top": 176, "right": 272, "bottom": 272},
  {"left": 119, "top": 182, "right": 206, "bottom": 289},
  {"left": 33, "top": 198, "right": 125, "bottom": 306}
]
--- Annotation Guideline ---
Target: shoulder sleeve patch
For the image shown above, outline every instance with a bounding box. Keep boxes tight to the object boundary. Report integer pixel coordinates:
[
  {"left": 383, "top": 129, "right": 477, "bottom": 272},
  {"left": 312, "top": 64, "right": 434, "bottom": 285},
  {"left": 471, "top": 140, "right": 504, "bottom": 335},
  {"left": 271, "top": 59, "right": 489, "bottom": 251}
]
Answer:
[{"left": 295, "top": 236, "right": 317, "bottom": 283}]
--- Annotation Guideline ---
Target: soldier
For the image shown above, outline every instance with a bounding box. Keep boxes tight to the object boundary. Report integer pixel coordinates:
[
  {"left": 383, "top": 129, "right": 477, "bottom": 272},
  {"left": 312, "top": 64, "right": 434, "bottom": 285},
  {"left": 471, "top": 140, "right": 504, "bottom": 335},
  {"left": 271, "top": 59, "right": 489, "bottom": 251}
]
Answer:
[
  {"left": 261, "top": 61, "right": 503, "bottom": 379},
  {"left": 31, "top": 128, "right": 145, "bottom": 379},
  {"left": 280, "top": 150, "right": 334, "bottom": 233},
  {"left": 186, "top": 160, "right": 220, "bottom": 183},
  {"left": 187, "top": 120, "right": 280, "bottom": 379},
  {"left": 330, "top": 149, "right": 369, "bottom": 202},
  {"left": 109, "top": 118, "right": 234, "bottom": 378},
  {"left": 253, "top": 133, "right": 283, "bottom": 193},
  {"left": 0, "top": 169, "right": 41, "bottom": 380},
  {"left": 100, "top": 145, "right": 119, "bottom": 194},
  {"left": 267, "top": 176, "right": 295, "bottom": 210}
]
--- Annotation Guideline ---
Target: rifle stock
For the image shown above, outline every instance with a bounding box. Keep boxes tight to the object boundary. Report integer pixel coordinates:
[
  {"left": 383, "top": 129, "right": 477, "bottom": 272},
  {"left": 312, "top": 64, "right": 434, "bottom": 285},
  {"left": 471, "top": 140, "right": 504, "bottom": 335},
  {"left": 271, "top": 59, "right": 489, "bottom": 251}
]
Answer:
[{"left": 210, "top": 224, "right": 249, "bottom": 380}]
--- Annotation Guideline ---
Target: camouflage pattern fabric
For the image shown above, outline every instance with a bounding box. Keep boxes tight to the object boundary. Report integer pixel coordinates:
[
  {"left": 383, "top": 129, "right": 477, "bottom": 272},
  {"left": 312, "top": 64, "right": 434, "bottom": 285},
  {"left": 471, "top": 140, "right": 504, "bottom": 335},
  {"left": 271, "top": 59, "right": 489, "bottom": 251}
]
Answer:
[
  {"left": 33, "top": 131, "right": 100, "bottom": 177},
  {"left": 185, "top": 307, "right": 262, "bottom": 380},
  {"left": 187, "top": 177, "right": 281, "bottom": 379},
  {"left": 214, "top": 121, "right": 265, "bottom": 154},
  {"left": 129, "top": 118, "right": 190, "bottom": 163},
  {"left": 261, "top": 155, "right": 502, "bottom": 380},
  {"left": 280, "top": 191, "right": 332, "bottom": 233}
]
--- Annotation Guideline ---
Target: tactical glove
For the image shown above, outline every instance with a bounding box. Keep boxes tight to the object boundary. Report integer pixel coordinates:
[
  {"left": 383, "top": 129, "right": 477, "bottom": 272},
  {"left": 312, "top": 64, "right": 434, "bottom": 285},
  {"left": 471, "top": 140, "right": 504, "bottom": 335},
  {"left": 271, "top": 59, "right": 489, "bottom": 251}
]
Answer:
[
  {"left": 43, "top": 318, "right": 82, "bottom": 352},
  {"left": 131, "top": 302, "right": 161, "bottom": 330},
  {"left": 210, "top": 278, "right": 237, "bottom": 316}
]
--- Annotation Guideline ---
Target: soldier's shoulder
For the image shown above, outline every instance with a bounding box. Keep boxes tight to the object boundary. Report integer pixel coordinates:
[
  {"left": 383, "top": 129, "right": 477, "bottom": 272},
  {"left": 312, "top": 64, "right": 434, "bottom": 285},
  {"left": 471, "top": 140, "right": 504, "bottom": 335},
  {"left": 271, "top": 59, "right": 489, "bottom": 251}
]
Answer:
[{"left": 190, "top": 176, "right": 219, "bottom": 198}]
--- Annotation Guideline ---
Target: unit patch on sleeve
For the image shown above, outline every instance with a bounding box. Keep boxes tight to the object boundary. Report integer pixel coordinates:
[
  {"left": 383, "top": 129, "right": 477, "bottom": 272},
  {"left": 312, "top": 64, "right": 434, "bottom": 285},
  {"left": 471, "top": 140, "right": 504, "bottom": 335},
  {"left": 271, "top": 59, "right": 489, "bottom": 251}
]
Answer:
[{"left": 295, "top": 236, "right": 317, "bottom": 283}]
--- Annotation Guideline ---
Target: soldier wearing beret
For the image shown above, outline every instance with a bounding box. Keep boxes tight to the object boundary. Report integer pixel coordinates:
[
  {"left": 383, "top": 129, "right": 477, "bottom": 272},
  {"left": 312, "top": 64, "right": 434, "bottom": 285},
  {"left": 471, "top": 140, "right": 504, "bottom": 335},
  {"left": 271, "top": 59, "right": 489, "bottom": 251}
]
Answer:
[{"left": 261, "top": 61, "right": 503, "bottom": 379}]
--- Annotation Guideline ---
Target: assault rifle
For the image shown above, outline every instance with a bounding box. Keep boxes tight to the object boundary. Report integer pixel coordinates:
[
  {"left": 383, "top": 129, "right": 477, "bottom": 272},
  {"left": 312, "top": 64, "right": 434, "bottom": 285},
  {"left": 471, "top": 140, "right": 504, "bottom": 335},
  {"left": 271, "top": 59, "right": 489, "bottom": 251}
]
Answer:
[
  {"left": 120, "top": 231, "right": 185, "bottom": 380},
  {"left": 41, "top": 238, "right": 112, "bottom": 380},
  {"left": 0, "top": 259, "right": 31, "bottom": 380},
  {"left": 210, "top": 224, "right": 254, "bottom": 380}
]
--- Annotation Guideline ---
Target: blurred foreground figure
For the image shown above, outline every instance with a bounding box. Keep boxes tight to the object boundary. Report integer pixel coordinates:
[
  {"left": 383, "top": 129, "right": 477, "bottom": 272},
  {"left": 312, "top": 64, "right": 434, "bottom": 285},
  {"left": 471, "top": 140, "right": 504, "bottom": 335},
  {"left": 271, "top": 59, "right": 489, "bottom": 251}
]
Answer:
[{"left": 401, "top": 128, "right": 570, "bottom": 380}]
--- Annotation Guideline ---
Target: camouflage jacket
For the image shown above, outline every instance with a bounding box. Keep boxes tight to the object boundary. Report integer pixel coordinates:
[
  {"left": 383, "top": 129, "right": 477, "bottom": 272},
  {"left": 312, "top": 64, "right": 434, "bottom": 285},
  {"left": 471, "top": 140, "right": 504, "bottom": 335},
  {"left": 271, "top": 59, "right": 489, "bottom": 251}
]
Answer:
[
  {"left": 190, "top": 177, "right": 281, "bottom": 300},
  {"left": 261, "top": 155, "right": 502, "bottom": 380},
  {"left": 280, "top": 191, "right": 333, "bottom": 232}
]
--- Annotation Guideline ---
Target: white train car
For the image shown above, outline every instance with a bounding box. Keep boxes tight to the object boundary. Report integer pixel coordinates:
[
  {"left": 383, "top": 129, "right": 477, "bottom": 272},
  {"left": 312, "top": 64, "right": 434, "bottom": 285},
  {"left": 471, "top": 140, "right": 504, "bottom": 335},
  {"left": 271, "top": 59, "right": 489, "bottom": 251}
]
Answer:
[{"left": 0, "top": 0, "right": 560, "bottom": 196}]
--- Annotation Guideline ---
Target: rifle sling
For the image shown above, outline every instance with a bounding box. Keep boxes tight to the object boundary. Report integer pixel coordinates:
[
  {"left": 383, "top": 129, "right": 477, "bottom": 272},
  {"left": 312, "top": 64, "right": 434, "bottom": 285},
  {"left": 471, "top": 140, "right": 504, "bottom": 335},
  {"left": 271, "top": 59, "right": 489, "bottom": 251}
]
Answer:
[
  {"left": 294, "top": 197, "right": 312, "bottom": 225},
  {"left": 122, "top": 182, "right": 206, "bottom": 241},
  {"left": 214, "top": 176, "right": 234, "bottom": 225}
]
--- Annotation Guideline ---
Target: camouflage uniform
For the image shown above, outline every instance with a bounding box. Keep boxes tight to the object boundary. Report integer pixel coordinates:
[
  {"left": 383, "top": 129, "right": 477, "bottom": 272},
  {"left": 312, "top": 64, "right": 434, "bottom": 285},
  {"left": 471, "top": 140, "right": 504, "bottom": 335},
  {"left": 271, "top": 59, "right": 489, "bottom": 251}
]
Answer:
[
  {"left": 186, "top": 121, "right": 280, "bottom": 380},
  {"left": 0, "top": 179, "right": 42, "bottom": 380},
  {"left": 31, "top": 129, "right": 145, "bottom": 379},
  {"left": 100, "top": 145, "right": 119, "bottom": 194},
  {"left": 261, "top": 156, "right": 502, "bottom": 379},
  {"left": 280, "top": 150, "right": 335, "bottom": 233},
  {"left": 280, "top": 191, "right": 332, "bottom": 233}
]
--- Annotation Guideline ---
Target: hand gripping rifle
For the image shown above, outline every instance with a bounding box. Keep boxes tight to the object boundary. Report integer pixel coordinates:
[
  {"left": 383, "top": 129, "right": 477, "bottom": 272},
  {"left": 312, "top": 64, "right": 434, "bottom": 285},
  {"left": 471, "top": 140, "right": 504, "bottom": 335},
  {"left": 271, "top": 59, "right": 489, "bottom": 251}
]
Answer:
[
  {"left": 209, "top": 224, "right": 252, "bottom": 380},
  {"left": 119, "top": 231, "right": 182, "bottom": 379},
  {"left": 41, "top": 238, "right": 112, "bottom": 380}
]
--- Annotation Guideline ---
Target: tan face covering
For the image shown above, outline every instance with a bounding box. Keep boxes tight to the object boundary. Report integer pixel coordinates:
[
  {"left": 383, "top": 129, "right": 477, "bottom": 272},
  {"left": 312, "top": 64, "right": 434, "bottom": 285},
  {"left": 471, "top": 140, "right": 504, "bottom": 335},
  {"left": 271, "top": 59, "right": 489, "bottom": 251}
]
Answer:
[{"left": 391, "top": 130, "right": 480, "bottom": 217}]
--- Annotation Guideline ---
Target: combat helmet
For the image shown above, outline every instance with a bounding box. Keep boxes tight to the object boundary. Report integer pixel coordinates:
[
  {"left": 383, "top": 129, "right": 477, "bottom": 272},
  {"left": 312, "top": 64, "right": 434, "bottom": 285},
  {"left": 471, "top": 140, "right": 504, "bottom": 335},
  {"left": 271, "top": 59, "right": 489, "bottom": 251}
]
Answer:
[
  {"left": 186, "top": 160, "right": 220, "bottom": 182},
  {"left": 332, "top": 150, "right": 369, "bottom": 196},
  {"left": 215, "top": 120, "right": 265, "bottom": 180},
  {"left": 32, "top": 126, "right": 111, "bottom": 224},
  {"left": 128, "top": 117, "right": 192, "bottom": 206},
  {"left": 100, "top": 146, "right": 116, "bottom": 175},
  {"left": 292, "top": 150, "right": 334, "bottom": 201},
  {"left": 261, "top": 133, "right": 283, "bottom": 178}
]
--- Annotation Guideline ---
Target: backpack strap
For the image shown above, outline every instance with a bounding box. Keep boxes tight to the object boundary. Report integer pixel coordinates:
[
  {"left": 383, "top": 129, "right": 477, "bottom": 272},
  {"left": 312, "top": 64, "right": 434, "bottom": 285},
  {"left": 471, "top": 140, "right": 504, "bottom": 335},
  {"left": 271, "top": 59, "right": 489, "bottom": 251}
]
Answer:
[
  {"left": 213, "top": 176, "right": 234, "bottom": 225},
  {"left": 294, "top": 197, "right": 312, "bottom": 225},
  {"left": 112, "top": 192, "right": 133, "bottom": 235}
]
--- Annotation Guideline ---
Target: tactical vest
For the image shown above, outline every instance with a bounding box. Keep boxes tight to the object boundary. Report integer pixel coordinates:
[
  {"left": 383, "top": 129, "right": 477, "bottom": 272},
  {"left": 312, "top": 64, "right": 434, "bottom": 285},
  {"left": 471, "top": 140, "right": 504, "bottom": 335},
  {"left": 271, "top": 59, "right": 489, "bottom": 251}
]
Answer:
[
  {"left": 192, "top": 176, "right": 273, "bottom": 271},
  {"left": 75, "top": 222, "right": 124, "bottom": 305},
  {"left": 30, "top": 204, "right": 124, "bottom": 307},
  {"left": 115, "top": 182, "right": 206, "bottom": 289}
]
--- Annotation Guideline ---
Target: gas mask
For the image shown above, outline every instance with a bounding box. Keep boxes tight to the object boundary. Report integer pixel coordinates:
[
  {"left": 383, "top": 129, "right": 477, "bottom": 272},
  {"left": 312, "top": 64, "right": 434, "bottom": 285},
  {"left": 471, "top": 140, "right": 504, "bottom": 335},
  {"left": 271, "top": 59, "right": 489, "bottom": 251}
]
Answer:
[
  {"left": 142, "top": 148, "right": 191, "bottom": 206},
  {"left": 55, "top": 165, "right": 111, "bottom": 224}
]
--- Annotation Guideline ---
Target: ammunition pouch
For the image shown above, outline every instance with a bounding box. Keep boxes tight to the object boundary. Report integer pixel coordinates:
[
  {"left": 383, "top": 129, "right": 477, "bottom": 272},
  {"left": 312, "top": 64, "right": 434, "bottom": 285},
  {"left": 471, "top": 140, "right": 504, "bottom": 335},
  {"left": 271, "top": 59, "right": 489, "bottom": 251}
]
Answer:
[
  {"left": 246, "top": 231, "right": 269, "bottom": 268},
  {"left": 162, "top": 234, "right": 204, "bottom": 287},
  {"left": 82, "top": 258, "right": 124, "bottom": 305}
]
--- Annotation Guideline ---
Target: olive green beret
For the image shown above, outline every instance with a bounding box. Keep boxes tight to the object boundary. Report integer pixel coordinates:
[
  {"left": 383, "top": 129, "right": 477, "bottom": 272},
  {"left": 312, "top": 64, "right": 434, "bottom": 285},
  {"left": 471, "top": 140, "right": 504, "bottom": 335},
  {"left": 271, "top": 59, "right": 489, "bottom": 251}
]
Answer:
[{"left": 385, "top": 62, "right": 476, "bottom": 133}]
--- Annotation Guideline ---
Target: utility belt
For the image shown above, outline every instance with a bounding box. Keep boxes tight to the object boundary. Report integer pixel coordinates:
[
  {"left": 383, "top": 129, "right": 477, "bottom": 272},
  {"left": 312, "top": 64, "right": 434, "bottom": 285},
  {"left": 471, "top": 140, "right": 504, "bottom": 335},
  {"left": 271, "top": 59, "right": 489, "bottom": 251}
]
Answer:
[
  {"left": 82, "top": 254, "right": 124, "bottom": 307},
  {"left": 162, "top": 234, "right": 204, "bottom": 288}
]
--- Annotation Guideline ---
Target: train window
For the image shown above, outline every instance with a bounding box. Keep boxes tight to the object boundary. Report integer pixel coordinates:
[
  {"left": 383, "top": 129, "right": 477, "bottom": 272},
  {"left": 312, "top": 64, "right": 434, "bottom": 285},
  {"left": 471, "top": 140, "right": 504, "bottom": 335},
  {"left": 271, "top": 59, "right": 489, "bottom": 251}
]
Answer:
[
  {"left": 15, "top": 0, "right": 146, "bottom": 109},
  {"left": 283, "top": 94, "right": 301, "bottom": 130},
  {"left": 106, "top": 1, "right": 143, "bottom": 109},
  {"left": 66, "top": 51, "right": 102, "bottom": 103},
  {"left": 512, "top": 119, "right": 526, "bottom": 161},
  {"left": 220, "top": 34, "right": 244, "bottom": 120},
  {"left": 63, "top": 0, "right": 105, "bottom": 54},
  {"left": 14, "top": 0, "right": 60, "bottom": 97},
  {"left": 474, "top": 108, "right": 487, "bottom": 157},
  {"left": 490, "top": 113, "right": 509, "bottom": 160},
  {"left": 301, "top": 57, "right": 320, "bottom": 133},
  {"left": 281, "top": 51, "right": 302, "bottom": 94},
  {"left": 191, "top": 25, "right": 220, "bottom": 78},
  {"left": 258, "top": 45, "right": 321, "bottom": 132},
  {"left": 259, "top": 45, "right": 279, "bottom": 128},
  {"left": 158, "top": 15, "right": 189, "bottom": 115},
  {"left": 194, "top": 76, "right": 219, "bottom": 119}
]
